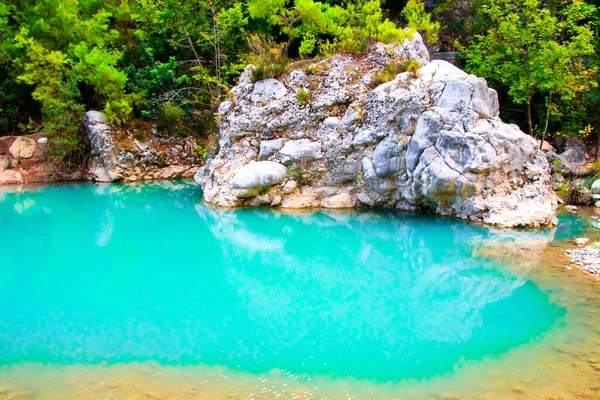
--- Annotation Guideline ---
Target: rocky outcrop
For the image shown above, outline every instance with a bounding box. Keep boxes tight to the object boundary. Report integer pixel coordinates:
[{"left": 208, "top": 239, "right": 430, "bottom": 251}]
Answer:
[
  {"left": 84, "top": 111, "right": 121, "bottom": 182},
  {"left": 196, "top": 33, "right": 557, "bottom": 227},
  {"left": 82, "top": 111, "right": 202, "bottom": 183}
]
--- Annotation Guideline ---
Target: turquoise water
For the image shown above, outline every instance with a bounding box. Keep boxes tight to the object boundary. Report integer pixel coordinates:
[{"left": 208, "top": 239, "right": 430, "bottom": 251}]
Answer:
[{"left": 0, "top": 181, "right": 565, "bottom": 384}]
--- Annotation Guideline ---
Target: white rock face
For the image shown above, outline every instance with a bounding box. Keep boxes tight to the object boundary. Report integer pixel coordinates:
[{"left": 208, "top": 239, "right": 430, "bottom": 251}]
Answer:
[
  {"left": 83, "top": 111, "right": 121, "bottom": 182},
  {"left": 591, "top": 180, "right": 600, "bottom": 194},
  {"left": 231, "top": 161, "right": 288, "bottom": 189},
  {"left": 250, "top": 78, "right": 288, "bottom": 103},
  {"left": 9, "top": 137, "right": 36, "bottom": 159},
  {"left": 196, "top": 33, "right": 557, "bottom": 227}
]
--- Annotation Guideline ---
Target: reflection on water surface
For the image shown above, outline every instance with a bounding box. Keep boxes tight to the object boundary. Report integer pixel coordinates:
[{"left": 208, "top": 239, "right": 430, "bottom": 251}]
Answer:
[{"left": 0, "top": 181, "right": 598, "bottom": 399}]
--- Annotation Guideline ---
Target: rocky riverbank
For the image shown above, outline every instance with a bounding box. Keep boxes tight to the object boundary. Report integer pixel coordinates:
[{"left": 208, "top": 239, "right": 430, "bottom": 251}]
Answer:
[
  {"left": 0, "top": 112, "right": 204, "bottom": 186},
  {"left": 196, "top": 33, "right": 557, "bottom": 228}
]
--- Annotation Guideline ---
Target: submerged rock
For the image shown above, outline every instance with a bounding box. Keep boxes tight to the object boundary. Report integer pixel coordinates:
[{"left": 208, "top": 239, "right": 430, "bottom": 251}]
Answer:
[
  {"left": 567, "top": 243, "right": 600, "bottom": 277},
  {"left": 196, "top": 33, "right": 557, "bottom": 227}
]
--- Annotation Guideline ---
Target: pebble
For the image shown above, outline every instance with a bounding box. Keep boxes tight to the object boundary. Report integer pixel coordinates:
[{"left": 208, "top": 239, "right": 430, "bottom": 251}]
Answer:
[
  {"left": 575, "top": 238, "right": 590, "bottom": 246},
  {"left": 566, "top": 205, "right": 578, "bottom": 212},
  {"left": 566, "top": 244, "right": 600, "bottom": 277}
]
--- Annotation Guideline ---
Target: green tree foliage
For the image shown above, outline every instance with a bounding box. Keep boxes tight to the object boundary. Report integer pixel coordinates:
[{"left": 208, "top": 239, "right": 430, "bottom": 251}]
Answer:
[
  {"left": 403, "top": 0, "right": 440, "bottom": 44},
  {"left": 247, "top": 0, "right": 410, "bottom": 57},
  {"left": 459, "top": 0, "right": 597, "bottom": 143},
  {"left": 2, "top": 0, "right": 597, "bottom": 168}
]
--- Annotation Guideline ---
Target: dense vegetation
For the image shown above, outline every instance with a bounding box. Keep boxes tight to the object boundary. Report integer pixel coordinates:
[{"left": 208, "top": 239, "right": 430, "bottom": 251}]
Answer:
[{"left": 0, "top": 0, "right": 598, "bottom": 165}]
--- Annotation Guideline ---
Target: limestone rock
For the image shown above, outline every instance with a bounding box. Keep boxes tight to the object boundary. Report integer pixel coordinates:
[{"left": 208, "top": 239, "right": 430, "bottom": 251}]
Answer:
[
  {"left": 197, "top": 33, "right": 557, "bottom": 227},
  {"left": 279, "top": 139, "right": 323, "bottom": 165},
  {"left": 591, "top": 180, "right": 600, "bottom": 194},
  {"left": 250, "top": 78, "right": 288, "bottom": 103},
  {"left": 9, "top": 137, "right": 36, "bottom": 159},
  {"left": 282, "top": 180, "right": 298, "bottom": 194},
  {"left": 231, "top": 161, "right": 288, "bottom": 190},
  {"left": 259, "top": 138, "right": 285, "bottom": 160},
  {"left": 84, "top": 111, "right": 121, "bottom": 182},
  {"left": 321, "top": 192, "right": 355, "bottom": 208}
]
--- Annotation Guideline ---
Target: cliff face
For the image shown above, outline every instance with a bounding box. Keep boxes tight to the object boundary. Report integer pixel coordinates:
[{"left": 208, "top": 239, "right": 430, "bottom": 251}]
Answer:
[{"left": 196, "top": 33, "right": 557, "bottom": 227}]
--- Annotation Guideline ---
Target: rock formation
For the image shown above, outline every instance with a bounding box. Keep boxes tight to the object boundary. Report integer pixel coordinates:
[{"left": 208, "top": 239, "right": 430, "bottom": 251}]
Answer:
[
  {"left": 84, "top": 111, "right": 121, "bottom": 182},
  {"left": 196, "top": 33, "right": 557, "bottom": 227},
  {"left": 81, "top": 111, "right": 201, "bottom": 183},
  {"left": 8, "top": 136, "right": 36, "bottom": 159}
]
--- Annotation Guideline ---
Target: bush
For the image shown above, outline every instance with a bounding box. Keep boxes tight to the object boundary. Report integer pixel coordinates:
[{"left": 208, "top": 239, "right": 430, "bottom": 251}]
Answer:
[
  {"left": 246, "top": 35, "right": 290, "bottom": 83},
  {"left": 46, "top": 131, "right": 89, "bottom": 171},
  {"left": 371, "top": 60, "right": 422, "bottom": 87},
  {"left": 159, "top": 103, "right": 186, "bottom": 131},
  {"left": 297, "top": 89, "right": 311, "bottom": 106},
  {"left": 196, "top": 144, "right": 210, "bottom": 160}
]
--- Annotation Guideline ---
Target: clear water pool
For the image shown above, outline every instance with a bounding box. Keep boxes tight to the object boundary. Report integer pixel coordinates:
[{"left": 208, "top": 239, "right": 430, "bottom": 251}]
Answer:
[{"left": 0, "top": 181, "right": 598, "bottom": 399}]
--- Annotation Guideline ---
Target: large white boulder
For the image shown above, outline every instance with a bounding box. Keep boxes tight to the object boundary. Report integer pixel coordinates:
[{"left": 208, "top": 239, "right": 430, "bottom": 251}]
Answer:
[
  {"left": 231, "top": 161, "right": 288, "bottom": 189},
  {"left": 197, "top": 32, "right": 557, "bottom": 227}
]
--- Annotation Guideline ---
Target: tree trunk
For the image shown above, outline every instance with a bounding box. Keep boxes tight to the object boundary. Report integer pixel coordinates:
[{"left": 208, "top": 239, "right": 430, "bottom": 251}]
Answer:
[
  {"left": 283, "top": 35, "right": 292, "bottom": 58},
  {"left": 595, "top": 128, "right": 600, "bottom": 161},
  {"left": 539, "top": 92, "right": 552, "bottom": 150},
  {"left": 527, "top": 99, "right": 533, "bottom": 137}
]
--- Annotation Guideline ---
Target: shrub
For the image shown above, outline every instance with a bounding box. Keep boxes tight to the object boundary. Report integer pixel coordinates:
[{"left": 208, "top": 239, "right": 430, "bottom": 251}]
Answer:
[
  {"left": 159, "top": 103, "right": 186, "bottom": 129},
  {"left": 246, "top": 35, "right": 290, "bottom": 83},
  {"left": 196, "top": 144, "right": 210, "bottom": 160},
  {"left": 46, "top": 130, "right": 89, "bottom": 171},
  {"left": 297, "top": 89, "right": 311, "bottom": 106},
  {"left": 371, "top": 60, "right": 422, "bottom": 87}
]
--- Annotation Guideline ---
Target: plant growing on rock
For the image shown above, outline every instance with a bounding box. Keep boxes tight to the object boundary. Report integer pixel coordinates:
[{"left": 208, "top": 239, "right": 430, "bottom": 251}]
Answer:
[
  {"left": 247, "top": 35, "right": 290, "bottom": 82},
  {"left": 297, "top": 89, "right": 311, "bottom": 106},
  {"left": 196, "top": 144, "right": 210, "bottom": 160},
  {"left": 371, "top": 60, "right": 422, "bottom": 87}
]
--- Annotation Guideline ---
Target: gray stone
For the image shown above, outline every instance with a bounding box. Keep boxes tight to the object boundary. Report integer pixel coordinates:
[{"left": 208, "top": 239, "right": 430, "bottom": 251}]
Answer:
[
  {"left": 278, "top": 139, "right": 323, "bottom": 165},
  {"left": 356, "top": 192, "right": 375, "bottom": 206},
  {"left": 9, "top": 137, "right": 36, "bottom": 159},
  {"left": 591, "top": 180, "right": 600, "bottom": 194},
  {"left": 37, "top": 137, "right": 48, "bottom": 144},
  {"left": 134, "top": 139, "right": 151, "bottom": 151},
  {"left": 322, "top": 117, "right": 339, "bottom": 128},
  {"left": 406, "top": 112, "right": 442, "bottom": 172},
  {"left": 218, "top": 101, "right": 232, "bottom": 114},
  {"left": 231, "top": 161, "right": 288, "bottom": 189},
  {"left": 258, "top": 138, "right": 285, "bottom": 160},
  {"left": 83, "top": 111, "right": 107, "bottom": 125},
  {"left": 282, "top": 180, "right": 298, "bottom": 194},
  {"left": 250, "top": 78, "right": 288, "bottom": 103},
  {"left": 373, "top": 136, "right": 404, "bottom": 177}
]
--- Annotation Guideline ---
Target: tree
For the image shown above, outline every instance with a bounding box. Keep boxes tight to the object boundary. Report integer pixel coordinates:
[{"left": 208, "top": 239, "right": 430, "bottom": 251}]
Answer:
[
  {"left": 247, "top": 0, "right": 409, "bottom": 57},
  {"left": 459, "top": 0, "right": 597, "bottom": 146},
  {"left": 402, "top": 0, "right": 440, "bottom": 44}
]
